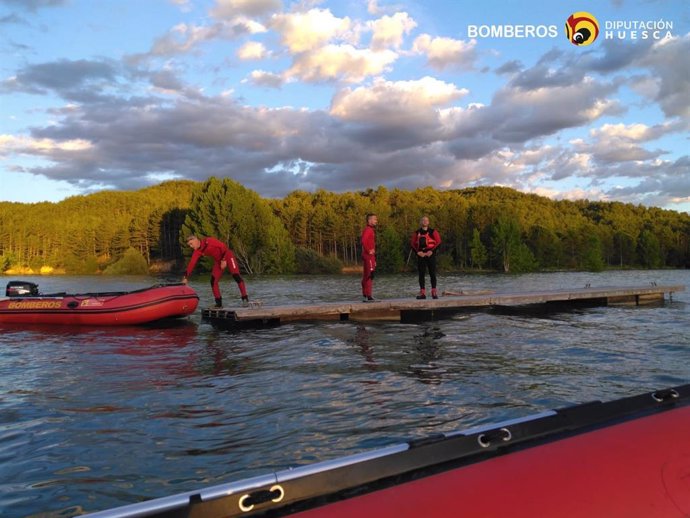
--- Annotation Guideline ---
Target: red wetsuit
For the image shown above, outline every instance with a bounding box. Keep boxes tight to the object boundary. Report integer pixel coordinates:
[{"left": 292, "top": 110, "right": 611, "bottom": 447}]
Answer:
[
  {"left": 184, "top": 237, "right": 247, "bottom": 300},
  {"left": 361, "top": 225, "right": 376, "bottom": 298}
]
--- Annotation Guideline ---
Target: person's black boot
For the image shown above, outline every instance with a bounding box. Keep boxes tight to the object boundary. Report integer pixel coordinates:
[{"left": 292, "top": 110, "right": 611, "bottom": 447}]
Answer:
[
  {"left": 214, "top": 297, "right": 223, "bottom": 308},
  {"left": 241, "top": 295, "right": 249, "bottom": 306}
]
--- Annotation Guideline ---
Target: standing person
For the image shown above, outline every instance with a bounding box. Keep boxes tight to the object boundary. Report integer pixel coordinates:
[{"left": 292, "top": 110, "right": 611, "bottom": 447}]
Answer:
[
  {"left": 411, "top": 216, "right": 442, "bottom": 299},
  {"left": 361, "top": 213, "right": 377, "bottom": 302},
  {"left": 182, "top": 235, "right": 249, "bottom": 308}
]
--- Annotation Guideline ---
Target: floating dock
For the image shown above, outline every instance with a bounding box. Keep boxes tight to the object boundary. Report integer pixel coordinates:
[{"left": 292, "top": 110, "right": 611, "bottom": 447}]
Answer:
[{"left": 202, "top": 284, "right": 684, "bottom": 328}]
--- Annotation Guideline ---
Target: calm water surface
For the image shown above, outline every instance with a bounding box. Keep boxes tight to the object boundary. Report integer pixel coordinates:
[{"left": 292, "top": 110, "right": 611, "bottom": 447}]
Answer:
[{"left": 0, "top": 271, "right": 688, "bottom": 516}]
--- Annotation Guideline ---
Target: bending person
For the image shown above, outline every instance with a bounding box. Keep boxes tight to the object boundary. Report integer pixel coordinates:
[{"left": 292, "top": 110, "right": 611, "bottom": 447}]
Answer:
[{"left": 183, "top": 235, "right": 248, "bottom": 308}]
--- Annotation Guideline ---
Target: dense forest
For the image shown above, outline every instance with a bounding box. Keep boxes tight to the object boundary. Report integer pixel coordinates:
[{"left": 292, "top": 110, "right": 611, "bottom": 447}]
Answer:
[{"left": 1, "top": 178, "right": 689, "bottom": 275}]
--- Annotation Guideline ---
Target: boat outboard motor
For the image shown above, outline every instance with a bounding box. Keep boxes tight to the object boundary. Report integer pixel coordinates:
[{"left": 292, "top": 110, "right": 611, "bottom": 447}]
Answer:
[{"left": 5, "top": 281, "right": 39, "bottom": 297}]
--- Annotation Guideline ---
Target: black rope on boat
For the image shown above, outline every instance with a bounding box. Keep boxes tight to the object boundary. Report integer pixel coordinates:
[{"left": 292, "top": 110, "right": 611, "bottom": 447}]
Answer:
[
  {"left": 41, "top": 284, "right": 186, "bottom": 300},
  {"left": 651, "top": 388, "right": 680, "bottom": 402},
  {"left": 477, "top": 427, "right": 512, "bottom": 448}
]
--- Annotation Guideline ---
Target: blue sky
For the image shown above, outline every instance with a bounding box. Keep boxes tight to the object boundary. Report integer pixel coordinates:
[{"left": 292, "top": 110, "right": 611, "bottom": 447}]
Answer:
[{"left": 1, "top": 0, "right": 688, "bottom": 212}]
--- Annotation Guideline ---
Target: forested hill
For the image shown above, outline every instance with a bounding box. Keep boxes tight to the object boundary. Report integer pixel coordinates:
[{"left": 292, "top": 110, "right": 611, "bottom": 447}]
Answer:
[
  {"left": 0, "top": 180, "right": 197, "bottom": 274},
  {"left": 1, "top": 178, "right": 688, "bottom": 275}
]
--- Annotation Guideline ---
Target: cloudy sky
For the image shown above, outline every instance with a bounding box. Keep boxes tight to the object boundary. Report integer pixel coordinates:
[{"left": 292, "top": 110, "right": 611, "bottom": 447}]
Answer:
[{"left": 1, "top": 0, "right": 688, "bottom": 211}]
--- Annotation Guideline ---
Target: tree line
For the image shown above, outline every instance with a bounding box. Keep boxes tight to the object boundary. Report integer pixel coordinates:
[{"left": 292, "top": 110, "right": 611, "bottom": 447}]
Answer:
[
  {"left": 0, "top": 180, "right": 196, "bottom": 275},
  {"left": 1, "top": 178, "right": 688, "bottom": 275}
]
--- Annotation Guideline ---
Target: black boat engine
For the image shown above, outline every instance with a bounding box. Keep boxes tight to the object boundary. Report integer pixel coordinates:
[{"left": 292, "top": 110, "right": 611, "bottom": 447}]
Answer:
[{"left": 5, "top": 281, "right": 39, "bottom": 297}]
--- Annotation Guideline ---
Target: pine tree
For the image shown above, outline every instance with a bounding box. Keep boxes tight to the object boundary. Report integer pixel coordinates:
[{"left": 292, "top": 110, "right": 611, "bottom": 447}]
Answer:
[
  {"left": 376, "top": 226, "right": 404, "bottom": 273},
  {"left": 470, "top": 228, "right": 488, "bottom": 270},
  {"left": 491, "top": 215, "right": 521, "bottom": 272},
  {"left": 581, "top": 234, "right": 606, "bottom": 272},
  {"left": 181, "top": 177, "right": 295, "bottom": 274},
  {"left": 637, "top": 229, "right": 662, "bottom": 268}
]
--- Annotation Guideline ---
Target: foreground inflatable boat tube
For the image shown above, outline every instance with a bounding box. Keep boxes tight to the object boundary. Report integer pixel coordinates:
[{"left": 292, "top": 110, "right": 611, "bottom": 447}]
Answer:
[{"left": 85, "top": 383, "right": 690, "bottom": 517}]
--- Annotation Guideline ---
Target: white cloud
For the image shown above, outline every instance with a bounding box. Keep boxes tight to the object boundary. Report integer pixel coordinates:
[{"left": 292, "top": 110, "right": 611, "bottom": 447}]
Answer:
[
  {"left": 508, "top": 145, "right": 557, "bottom": 169},
  {"left": 480, "top": 77, "right": 622, "bottom": 143},
  {"left": 169, "top": 0, "right": 193, "bottom": 12},
  {"left": 539, "top": 186, "right": 609, "bottom": 202},
  {"left": 367, "top": 0, "right": 380, "bottom": 15},
  {"left": 628, "top": 75, "right": 659, "bottom": 101},
  {"left": 559, "top": 121, "right": 688, "bottom": 168},
  {"left": 412, "top": 34, "right": 477, "bottom": 70},
  {"left": 243, "top": 70, "right": 284, "bottom": 88},
  {"left": 237, "top": 41, "right": 269, "bottom": 60},
  {"left": 634, "top": 34, "right": 690, "bottom": 118},
  {"left": 148, "top": 20, "right": 265, "bottom": 57},
  {"left": 173, "top": 23, "right": 224, "bottom": 52},
  {"left": 368, "top": 12, "right": 416, "bottom": 50},
  {"left": 366, "top": 0, "right": 402, "bottom": 15},
  {"left": 590, "top": 121, "right": 684, "bottom": 142},
  {"left": 331, "top": 76, "right": 467, "bottom": 121},
  {"left": 285, "top": 44, "right": 397, "bottom": 83},
  {"left": 591, "top": 123, "right": 655, "bottom": 141},
  {"left": 0, "top": 134, "right": 92, "bottom": 154},
  {"left": 271, "top": 8, "right": 353, "bottom": 54},
  {"left": 210, "top": 0, "right": 282, "bottom": 19}
]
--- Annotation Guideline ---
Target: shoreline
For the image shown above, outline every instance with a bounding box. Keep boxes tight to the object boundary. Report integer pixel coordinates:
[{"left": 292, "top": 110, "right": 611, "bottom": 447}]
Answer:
[{"left": 2, "top": 266, "right": 687, "bottom": 277}]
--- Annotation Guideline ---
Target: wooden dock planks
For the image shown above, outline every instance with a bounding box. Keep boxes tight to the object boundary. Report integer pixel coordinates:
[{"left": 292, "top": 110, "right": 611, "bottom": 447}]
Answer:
[{"left": 201, "top": 284, "right": 684, "bottom": 327}]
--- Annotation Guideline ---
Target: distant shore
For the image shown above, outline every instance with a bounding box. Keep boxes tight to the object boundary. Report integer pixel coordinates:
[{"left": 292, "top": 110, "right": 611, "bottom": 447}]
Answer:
[
  {"left": 3, "top": 265, "right": 685, "bottom": 277},
  {"left": 2, "top": 266, "right": 66, "bottom": 276}
]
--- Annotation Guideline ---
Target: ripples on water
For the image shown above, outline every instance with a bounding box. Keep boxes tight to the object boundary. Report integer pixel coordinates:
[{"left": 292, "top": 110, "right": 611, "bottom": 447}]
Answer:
[{"left": 0, "top": 271, "right": 688, "bottom": 516}]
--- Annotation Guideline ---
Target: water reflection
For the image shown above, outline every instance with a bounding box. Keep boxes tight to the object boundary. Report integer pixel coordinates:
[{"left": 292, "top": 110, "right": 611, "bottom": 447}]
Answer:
[
  {"left": 407, "top": 326, "right": 446, "bottom": 384},
  {"left": 195, "top": 335, "right": 253, "bottom": 378},
  {"left": 349, "top": 325, "right": 377, "bottom": 371}
]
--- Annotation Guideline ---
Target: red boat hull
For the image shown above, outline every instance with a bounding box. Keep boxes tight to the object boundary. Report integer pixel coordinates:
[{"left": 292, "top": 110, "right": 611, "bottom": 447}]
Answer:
[
  {"left": 84, "top": 385, "right": 690, "bottom": 518},
  {"left": 0, "top": 284, "right": 199, "bottom": 326},
  {"left": 292, "top": 404, "right": 690, "bottom": 518}
]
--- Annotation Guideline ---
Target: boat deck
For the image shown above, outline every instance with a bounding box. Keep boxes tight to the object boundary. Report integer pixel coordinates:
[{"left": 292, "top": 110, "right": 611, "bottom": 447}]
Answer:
[{"left": 202, "top": 284, "right": 683, "bottom": 327}]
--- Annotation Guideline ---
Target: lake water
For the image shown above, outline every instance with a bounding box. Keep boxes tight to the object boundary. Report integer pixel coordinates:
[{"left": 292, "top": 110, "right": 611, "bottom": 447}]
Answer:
[{"left": 1, "top": 270, "right": 688, "bottom": 517}]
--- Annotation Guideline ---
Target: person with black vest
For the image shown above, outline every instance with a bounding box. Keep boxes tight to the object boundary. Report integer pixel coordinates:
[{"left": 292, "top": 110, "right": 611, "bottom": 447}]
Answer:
[
  {"left": 182, "top": 235, "right": 249, "bottom": 308},
  {"left": 410, "top": 216, "right": 442, "bottom": 299}
]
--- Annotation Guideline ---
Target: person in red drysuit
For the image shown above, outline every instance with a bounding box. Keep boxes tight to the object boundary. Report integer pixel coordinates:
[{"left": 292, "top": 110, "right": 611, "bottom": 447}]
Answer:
[
  {"left": 361, "top": 213, "right": 378, "bottom": 302},
  {"left": 182, "top": 235, "right": 248, "bottom": 308},
  {"left": 410, "top": 216, "right": 442, "bottom": 299}
]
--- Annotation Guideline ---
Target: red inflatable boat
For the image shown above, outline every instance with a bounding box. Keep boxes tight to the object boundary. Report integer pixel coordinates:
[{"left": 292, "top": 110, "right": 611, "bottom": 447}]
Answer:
[
  {"left": 87, "top": 384, "right": 690, "bottom": 517},
  {"left": 0, "top": 281, "right": 199, "bottom": 326}
]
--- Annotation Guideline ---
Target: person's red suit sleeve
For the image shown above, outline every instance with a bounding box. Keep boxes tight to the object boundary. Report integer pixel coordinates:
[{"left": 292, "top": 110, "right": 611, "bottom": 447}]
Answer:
[
  {"left": 185, "top": 249, "right": 202, "bottom": 278},
  {"left": 410, "top": 232, "right": 419, "bottom": 252}
]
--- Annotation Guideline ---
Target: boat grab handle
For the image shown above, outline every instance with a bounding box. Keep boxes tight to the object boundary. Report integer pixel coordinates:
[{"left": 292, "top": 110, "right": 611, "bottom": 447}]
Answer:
[
  {"left": 651, "top": 389, "right": 680, "bottom": 402},
  {"left": 477, "top": 427, "right": 512, "bottom": 448},
  {"left": 238, "top": 484, "right": 284, "bottom": 512}
]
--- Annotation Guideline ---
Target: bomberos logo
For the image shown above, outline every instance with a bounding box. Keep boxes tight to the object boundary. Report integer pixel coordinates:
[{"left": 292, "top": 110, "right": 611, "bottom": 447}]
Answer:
[
  {"left": 8, "top": 301, "right": 62, "bottom": 309},
  {"left": 565, "top": 12, "right": 599, "bottom": 46}
]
